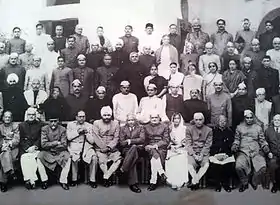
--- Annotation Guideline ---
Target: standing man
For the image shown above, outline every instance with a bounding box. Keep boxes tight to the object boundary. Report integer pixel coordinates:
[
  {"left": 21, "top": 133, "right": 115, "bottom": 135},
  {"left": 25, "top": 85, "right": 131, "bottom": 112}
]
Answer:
[
  {"left": 185, "top": 112, "right": 212, "bottom": 190},
  {"left": 71, "top": 54, "right": 96, "bottom": 98},
  {"left": 60, "top": 36, "right": 80, "bottom": 69},
  {"left": 111, "top": 39, "right": 129, "bottom": 69},
  {"left": 94, "top": 26, "right": 113, "bottom": 53},
  {"left": 0, "top": 111, "right": 20, "bottom": 192},
  {"left": 32, "top": 23, "right": 52, "bottom": 57},
  {"left": 67, "top": 111, "right": 99, "bottom": 188},
  {"left": 19, "top": 108, "right": 48, "bottom": 190},
  {"left": 73, "top": 24, "right": 90, "bottom": 55},
  {"left": 186, "top": 18, "right": 210, "bottom": 56},
  {"left": 119, "top": 114, "right": 145, "bottom": 193},
  {"left": 266, "top": 37, "right": 280, "bottom": 81},
  {"left": 86, "top": 42, "right": 105, "bottom": 70},
  {"left": 259, "top": 20, "right": 279, "bottom": 52},
  {"left": 0, "top": 42, "right": 9, "bottom": 70},
  {"left": 52, "top": 25, "right": 66, "bottom": 53},
  {"left": 139, "top": 23, "right": 159, "bottom": 54},
  {"left": 19, "top": 43, "right": 35, "bottom": 71},
  {"left": 167, "top": 24, "right": 182, "bottom": 54},
  {"left": 235, "top": 18, "right": 256, "bottom": 53},
  {"left": 7, "top": 27, "right": 26, "bottom": 55},
  {"left": 210, "top": 19, "right": 233, "bottom": 56},
  {"left": 38, "top": 114, "right": 71, "bottom": 190},
  {"left": 93, "top": 106, "right": 122, "bottom": 187},
  {"left": 112, "top": 81, "right": 138, "bottom": 126},
  {"left": 221, "top": 42, "right": 240, "bottom": 72},
  {"left": 120, "top": 25, "right": 139, "bottom": 54}
]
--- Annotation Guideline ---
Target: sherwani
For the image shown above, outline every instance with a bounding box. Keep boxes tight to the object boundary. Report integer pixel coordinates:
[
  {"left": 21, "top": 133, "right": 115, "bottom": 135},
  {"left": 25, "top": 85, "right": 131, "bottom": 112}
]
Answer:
[
  {"left": 7, "top": 38, "right": 26, "bottom": 55},
  {"left": 233, "top": 122, "right": 269, "bottom": 185},
  {"left": 67, "top": 121, "right": 98, "bottom": 182},
  {"left": 65, "top": 93, "right": 88, "bottom": 120},
  {"left": 60, "top": 46, "right": 80, "bottom": 69},
  {"left": 210, "top": 31, "right": 233, "bottom": 56},
  {"left": 144, "top": 122, "right": 170, "bottom": 184},
  {"left": 73, "top": 34, "right": 90, "bottom": 55},
  {"left": 266, "top": 49, "right": 280, "bottom": 82},
  {"left": 38, "top": 125, "right": 71, "bottom": 184},
  {"left": 186, "top": 31, "right": 210, "bottom": 55},
  {"left": 93, "top": 120, "right": 121, "bottom": 180},
  {"left": 0, "top": 123, "right": 20, "bottom": 183},
  {"left": 207, "top": 92, "right": 232, "bottom": 126},
  {"left": 235, "top": 30, "right": 256, "bottom": 53},
  {"left": 119, "top": 124, "right": 145, "bottom": 185},
  {"left": 50, "top": 67, "right": 73, "bottom": 97},
  {"left": 185, "top": 125, "right": 213, "bottom": 168},
  {"left": 120, "top": 35, "right": 139, "bottom": 54}
]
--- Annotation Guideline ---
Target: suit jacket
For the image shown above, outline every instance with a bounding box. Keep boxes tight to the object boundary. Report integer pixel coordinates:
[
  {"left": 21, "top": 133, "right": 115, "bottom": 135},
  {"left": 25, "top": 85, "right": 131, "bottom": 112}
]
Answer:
[
  {"left": 24, "top": 89, "right": 48, "bottom": 106},
  {"left": 265, "top": 126, "right": 280, "bottom": 157},
  {"left": 271, "top": 95, "right": 280, "bottom": 121},
  {"left": 119, "top": 124, "right": 145, "bottom": 149}
]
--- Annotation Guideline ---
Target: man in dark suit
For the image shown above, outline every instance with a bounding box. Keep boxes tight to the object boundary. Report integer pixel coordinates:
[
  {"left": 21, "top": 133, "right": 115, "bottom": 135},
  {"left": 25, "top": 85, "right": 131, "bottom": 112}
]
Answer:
[
  {"left": 270, "top": 90, "right": 280, "bottom": 120},
  {"left": 119, "top": 114, "right": 145, "bottom": 193}
]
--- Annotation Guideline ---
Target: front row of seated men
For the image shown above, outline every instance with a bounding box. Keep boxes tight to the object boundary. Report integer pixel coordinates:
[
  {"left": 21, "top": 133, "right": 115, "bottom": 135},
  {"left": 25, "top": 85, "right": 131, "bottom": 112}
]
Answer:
[{"left": 0, "top": 107, "right": 280, "bottom": 194}]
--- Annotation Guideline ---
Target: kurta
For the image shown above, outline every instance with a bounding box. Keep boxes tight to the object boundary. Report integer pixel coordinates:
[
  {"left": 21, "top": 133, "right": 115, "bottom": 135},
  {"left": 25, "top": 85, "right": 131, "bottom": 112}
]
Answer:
[
  {"left": 138, "top": 33, "right": 160, "bottom": 53},
  {"left": 222, "top": 70, "right": 246, "bottom": 93},
  {"left": 182, "top": 99, "right": 210, "bottom": 124},
  {"left": 41, "top": 50, "right": 59, "bottom": 81},
  {"left": 207, "top": 92, "right": 232, "bottom": 126},
  {"left": 60, "top": 46, "right": 80, "bottom": 69},
  {"left": 183, "top": 74, "right": 204, "bottom": 100},
  {"left": 50, "top": 67, "right": 73, "bottom": 97},
  {"left": 144, "top": 122, "right": 170, "bottom": 164},
  {"left": 255, "top": 99, "right": 271, "bottom": 129},
  {"left": 120, "top": 35, "right": 139, "bottom": 54},
  {"left": 137, "top": 96, "right": 169, "bottom": 123},
  {"left": 112, "top": 93, "right": 138, "bottom": 126},
  {"left": 198, "top": 54, "right": 221, "bottom": 76},
  {"left": 0, "top": 64, "right": 26, "bottom": 91},
  {"left": 163, "top": 94, "right": 183, "bottom": 120},
  {"left": 24, "top": 67, "right": 49, "bottom": 91},
  {"left": 73, "top": 34, "right": 90, "bottom": 55},
  {"left": 235, "top": 30, "right": 256, "bottom": 53},
  {"left": 65, "top": 93, "right": 88, "bottom": 120},
  {"left": 186, "top": 31, "right": 210, "bottom": 55},
  {"left": 7, "top": 38, "right": 26, "bottom": 54},
  {"left": 32, "top": 34, "right": 52, "bottom": 56},
  {"left": 210, "top": 30, "right": 233, "bottom": 56},
  {"left": 111, "top": 49, "right": 129, "bottom": 69},
  {"left": 38, "top": 125, "right": 70, "bottom": 171},
  {"left": 86, "top": 51, "right": 104, "bottom": 70},
  {"left": 19, "top": 52, "right": 34, "bottom": 70}
]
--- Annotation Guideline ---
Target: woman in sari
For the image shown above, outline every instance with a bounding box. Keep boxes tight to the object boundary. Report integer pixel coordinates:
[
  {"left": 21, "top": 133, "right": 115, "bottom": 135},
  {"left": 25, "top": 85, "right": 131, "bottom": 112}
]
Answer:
[
  {"left": 155, "top": 34, "right": 178, "bottom": 80},
  {"left": 168, "top": 62, "right": 184, "bottom": 95},
  {"left": 165, "top": 113, "right": 188, "bottom": 190}
]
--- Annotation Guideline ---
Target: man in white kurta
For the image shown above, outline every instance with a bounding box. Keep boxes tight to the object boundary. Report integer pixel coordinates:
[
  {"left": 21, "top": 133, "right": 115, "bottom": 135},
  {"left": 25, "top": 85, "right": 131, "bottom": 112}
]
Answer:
[
  {"left": 31, "top": 24, "right": 52, "bottom": 57},
  {"left": 266, "top": 37, "right": 280, "bottom": 82},
  {"left": 138, "top": 23, "right": 160, "bottom": 55},
  {"left": 112, "top": 81, "right": 138, "bottom": 126}
]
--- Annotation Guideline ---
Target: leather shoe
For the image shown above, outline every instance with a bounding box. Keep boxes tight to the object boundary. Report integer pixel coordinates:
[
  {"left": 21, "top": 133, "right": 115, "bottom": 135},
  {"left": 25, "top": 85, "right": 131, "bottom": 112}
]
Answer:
[
  {"left": 41, "top": 181, "right": 48, "bottom": 190},
  {"left": 271, "top": 184, "right": 278, "bottom": 193},
  {"left": 147, "top": 184, "right": 157, "bottom": 191},
  {"left": 104, "top": 179, "right": 110, "bottom": 188},
  {"left": 0, "top": 184, "right": 7, "bottom": 192},
  {"left": 60, "top": 183, "right": 69, "bottom": 190},
  {"left": 160, "top": 173, "right": 167, "bottom": 182},
  {"left": 223, "top": 185, "right": 232, "bottom": 193},
  {"left": 239, "top": 184, "right": 248, "bottom": 192},
  {"left": 25, "top": 181, "right": 35, "bottom": 190},
  {"left": 69, "top": 181, "right": 77, "bottom": 187},
  {"left": 89, "top": 182, "right": 98, "bottom": 189},
  {"left": 129, "top": 184, "right": 141, "bottom": 193},
  {"left": 190, "top": 184, "right": 199, "bottom": 191},
  {"left": 215, "top": 186, "right": 222, "bottom": 192}
]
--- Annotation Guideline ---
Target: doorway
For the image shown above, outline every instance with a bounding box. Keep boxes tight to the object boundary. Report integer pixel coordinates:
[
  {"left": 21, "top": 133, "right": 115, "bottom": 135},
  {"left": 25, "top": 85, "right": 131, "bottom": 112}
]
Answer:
[{"left": 257, "top": 8, "right": 280, "bottom": 37}]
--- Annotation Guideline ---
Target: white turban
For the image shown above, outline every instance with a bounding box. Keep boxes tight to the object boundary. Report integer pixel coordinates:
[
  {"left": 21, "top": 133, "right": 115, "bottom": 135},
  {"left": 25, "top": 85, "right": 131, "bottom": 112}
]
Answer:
[
  {"left": 147, "top": 83, "right": 157, "bottom": 90},
  {"left": 256, "top": 88, "right": 265, "bottom": 95},
  {"left": 238, "top": 82, "right": 246, "bottom": 89},
  {"left": 100, "top": 106, "right": 112, "bottom": 116},
  {"left": 193, "top": 112, "right": 204, "bottom": 120},
  {"left": 9, "top": 52, "right": 19, "bottom": 58},
  {"left": 244, "top": 109, "right": 253, "bottom": 117},
  {"left": 77, "top": 54, "right": 86, "bottom": 60},
  {"left": 71, "top": 79, "right": 82, "bottom": 86},
  {"left": 96, "top": 86, "right": 106, "bottom": 93},
  {"left": 115, "top": 38, "right": 124, "bottom": 47},
  {"left": 120, "top": 80, "right": 130, "bottom": 86},
  {"left": 6, "top": 73, "right": 19, "bottom": 84},
  {"left": 26, "top": 107, "right": 37, "bottom": 115},
  {"left": 205, "top": 42, "right": 213, "bottom": 48}
]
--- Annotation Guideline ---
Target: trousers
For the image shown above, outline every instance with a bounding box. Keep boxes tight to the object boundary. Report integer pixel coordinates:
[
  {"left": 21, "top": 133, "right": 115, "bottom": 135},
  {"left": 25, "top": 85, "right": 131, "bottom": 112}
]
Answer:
[
  {"left": 150, "top": 157, "right": 165, "bottom": 184},
  {"left": 71, "top": 155, "right": 97, "bottom": 182}
]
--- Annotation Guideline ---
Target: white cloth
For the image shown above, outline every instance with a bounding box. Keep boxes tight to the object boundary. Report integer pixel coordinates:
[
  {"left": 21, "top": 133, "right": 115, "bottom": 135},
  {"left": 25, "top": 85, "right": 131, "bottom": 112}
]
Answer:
[
  {"left": 137, "top": 96, "right": 168, "bottom": 123},
  {"left": 112, "top": 93, "right": 138, "bottom": 126},
  {"left": 183, "top": 74, "right": 204, "bottom": 100},
  {"left": 209, "top": 155, "right": 235, "bottom": 165},
  {"left": 169, "top": 72, "right": 184, "bottom": 95},
  {"left": 144, "top": 75, "right": 154, "bottom": 91},
  {"left": 41, "top": 50, "right": 59, "bottom": 81},
  {"left": 204, "top": 73, "right": 223, "bottom": 98},
  {"left": 59, "top": 158, "right": 71, "bottom": 184},
  {"left": 158, "top": 46, "right": 171, "bottom": 79},
  {"left": 199, "top": 54, "right": 221, "bottom": 77},
  {"left": 24, "top": 67, "right": 49, "bottom": 91},
  {"left": 31, "top": 34, "right": 53, "bottom": 57},
  {"left": 255, "top": 99, "right": 272, "bottom": 129},
  {"left": 150, "top": 157, "right": 165, "bottom": 184},
  {"left": 20, "top": 151, "right": 48, "bottom": 183},
  {"left": 139, "top": 32, "right": 160, "bottom": 53},
  {"left": 266, "top": 49, "right": 280, "bottom": 81}
]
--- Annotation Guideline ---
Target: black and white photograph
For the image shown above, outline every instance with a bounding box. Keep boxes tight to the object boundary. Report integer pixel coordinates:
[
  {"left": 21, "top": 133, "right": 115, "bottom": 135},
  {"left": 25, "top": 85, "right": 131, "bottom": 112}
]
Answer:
[{"left": 0, "top": 0, "right": 280, "bottom": 204}]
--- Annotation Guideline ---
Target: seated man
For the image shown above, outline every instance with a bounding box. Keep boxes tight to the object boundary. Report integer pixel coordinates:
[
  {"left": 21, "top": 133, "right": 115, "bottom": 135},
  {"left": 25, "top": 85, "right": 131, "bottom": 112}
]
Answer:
[
  {"left": 209, "top": 115, "right": 235, "bottom": 193},
  {"left": 119, "top": 114, "right": 145, "bottom": 193},
  {"left": 231, "top": 110, "right": 271, "bottom": 192},
  {"left": 265, "top": 114, "right": 280, "bottom": 193},
  {"left": 0, "top": 111, "right": 20, "bottom": 192},
  {"left": 67, "top": 110, "right": 98, "bottom": 188},
  {"left": 144, "top": 111, "right": 169, "bottom": 191},
  {"left": 19, "top": 107, "right": 48, "bottom": 190},
  {"left": 38, "top": 114, "right": 71, "bottom": 190},
  {"left": 185, "top": 112, "right": 213, "bottom": 190},
  {"left": 93, "top": 106, "right": 122, "bottom": 187}
]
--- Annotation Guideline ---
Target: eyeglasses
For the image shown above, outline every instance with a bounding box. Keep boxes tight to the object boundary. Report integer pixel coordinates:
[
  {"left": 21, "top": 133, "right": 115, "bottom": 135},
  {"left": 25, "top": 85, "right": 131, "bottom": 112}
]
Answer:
[
  {"left": 245, "top": 117, "right": 253, "bottom": 119},
  {"left": 49, "top": 119, "right": 59, "bottom": 122}
]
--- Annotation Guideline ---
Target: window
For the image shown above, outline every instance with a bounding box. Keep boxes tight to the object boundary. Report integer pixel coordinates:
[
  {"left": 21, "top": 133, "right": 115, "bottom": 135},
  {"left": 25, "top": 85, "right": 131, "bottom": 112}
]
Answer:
[
  {"left": 47, "top": 0, "right": 80, "bottom": 7},
  {"left": 39, "top": 19, "right": 79, "bottom": 37}
]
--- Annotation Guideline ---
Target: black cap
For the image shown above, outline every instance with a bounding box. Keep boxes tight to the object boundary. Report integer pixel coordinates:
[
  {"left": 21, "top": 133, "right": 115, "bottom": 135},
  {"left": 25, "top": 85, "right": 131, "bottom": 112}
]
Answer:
[{"left": 145, "top": 23, "right": 154, "bottom": 29}]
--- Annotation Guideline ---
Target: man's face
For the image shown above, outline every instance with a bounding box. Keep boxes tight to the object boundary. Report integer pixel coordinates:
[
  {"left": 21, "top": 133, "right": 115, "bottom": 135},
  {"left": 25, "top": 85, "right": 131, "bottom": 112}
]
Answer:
[
  {"left": 33, "top": 58, "right": 41, "bottom": 67},
  {"left": 243, "top": 60, "right": 251, "bottom": 69},
  {"left": 192, "top": 23, "right": 201, "bottom": 32},
  {"left": 68, "top": 38, "right": 75, "bottom": 47},
  {"left": 73, "top": 84, "right": 81, "bottom": 94},
  {"left": 214, "top": 83, "right": 223, "bottom": 92},
  {"left": 170, "top": 64, "right": 177, "bottom": 74},
  {"left": 91, "top": 44, "right": 99, "bottom": 52},
  {"left": 57, "top": 58, "right": 65, "bottom": 67},
  {"left": 97, "top": 28, "right": 104, "bottom": 36},
  {"left": 147, "top": 87, "right": 156, "bottom": 97},
  {"left": 3, "top": 112, "right": 12, "bottom": 124},
  {"left": 52, "top": 88, "right": 60, "bottom": 99},
  {"left": 130, "top": 54, "right": 139, "bottom": 63},
  {"left": 145, "top": 27, "right": 153, "bottom": 35},
  {"left": 252, "top": 41, "right": 260, "bottom": 52},
  {"left": 13, "top": 28, "right": 21, "bottom": 38},
  {"left": 205, "top": 44, "right": 213, "bottom": 54},
  {"left": 243, "top": 20, "right": 250, "bottom": 30},
  {"left": 217, "top": 20, "right": 225, "bottom": 31},
  {"left": 0, "top": 44, "right": 5, "bottom": 53},
  {"left": 50, "top": 119, "right": 59, "bottom": 130},
  {"left": 78, "top": 58, "right": 86, "bottom": 67},
  {"left": 143, "top": 47, "right": 151, "bottom": 55},
  {"left": 76, "top": 112, "right": 86, "bottom": 124},
  {"left": 9, "top": 56, "right": 18, "bottom": 65},
  {"left": 218, "top": 116, "right": 227, "bottom": 128},
  {"left": 262, "top": 58, "right": 271, "bottom": 67},
  {"left": 127, "top": 116, "right": 136, "bottom": 127},
  {"left": 25, "top": 44, "right": 33, "bottom": 52},
  {"left": 245, "top": 113, "right": 254, "bottom": 125},
  {"left": 120, "top": 85, "right": 130, "bottom": 94},
  {"left": 194, "top": 117, "right": 204, "bottom": 128},
  {"left": 150, "top": 66, "right": 158, "bottom": 76},
  {"left": 190, "top": 90, "right": 199, "bottom": 99},
  {"left": 256, "top": 92, "right": 266, "bottom": 102},
  {"left": 115, "top": 42, "right": 123, "bottom": 50},
  {"left": 150, "top": 115, "right": 160, "bottom": 124},
  {"left": 27, "top": 112, "right": 36, "bottom": 122},
  {"left": 55, "top": 26, "right": 63, "bottom": 36},
  {"left": 273, "top": 40, "right": 280, "bottom": 50},
  {"left": 102, "top": 113, "right": 112, "bottom": 123},
  {"left": 36, "top": 26, "right": 43, "bottom": 35},
  {"left": 273, "top": 115, "right": 280, "bottom": 127},
  {"left": 47, "top": 42, "right": 55, "bottom": 51},
  {"left": 125, "top": 26, "right": 132, "bottom": 35},
  {"left": 237, "top": 87, "right": 247, "bottom": 96},
  {"left": 31, "top": 80, "right": 40, "bottom": 91},
  {"left": 265, "top": 22, "right": 273, "bottom": 32},
  {"left": 96, "top": 91, "right": 105, "bottom": 99},
  {"left": 169, "top": 25, "right": 177, "bottom": 34},
  {"left": 75, "top": 27, "right": 83, "bottom": 35},
  {"left": 170, "top": 86, "right": 179, "bottom": 95},
  {"left": 227, "top": 43, "right": 235, "bottom": 53},
  {"left": 162, "top": 36, "right": 170, "bottom": 45},
  {"left": 103, "top": 55, "right": 112, "bottom": 66}
]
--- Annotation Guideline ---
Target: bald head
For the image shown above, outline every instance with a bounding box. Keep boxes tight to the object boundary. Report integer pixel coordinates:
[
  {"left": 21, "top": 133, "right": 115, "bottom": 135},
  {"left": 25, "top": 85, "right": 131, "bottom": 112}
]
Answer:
[
  {"left": 273, "top": 37, "right": 280, "bottom": 50},
  {"left": 75, "top": 24, "right": 83, "bottom": 35}
]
